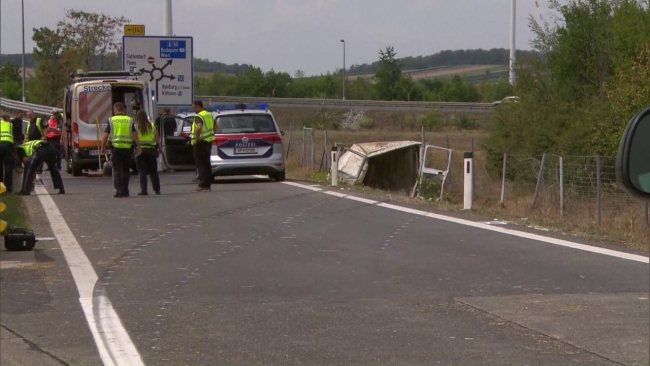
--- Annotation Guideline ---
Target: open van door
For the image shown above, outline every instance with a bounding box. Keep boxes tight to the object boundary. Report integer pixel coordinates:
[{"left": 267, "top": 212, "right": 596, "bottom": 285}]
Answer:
[
  {"left": 144, "top": 81, "right": 157, "bottom": 121},
  {"left": 159, "top": 113, "right": 196, "bottom": 171}
]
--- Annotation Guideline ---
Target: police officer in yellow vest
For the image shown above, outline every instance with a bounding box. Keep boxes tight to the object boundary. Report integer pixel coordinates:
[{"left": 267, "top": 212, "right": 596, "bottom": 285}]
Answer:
[
  {"left": 16, "top": 139, "right": 65, "bottom": 195},
  {"left": 134, "top": 110, "right": 161, "bottom": 195},
  {"left": 190, "top": 100, "right": 215, "bottom": 192},
  {"left": 101, "top": 102, "right": 142, "bottom": 198},
  {"left": 0, "top": 114, "right": 15, "bottom": 193},
  {"left": 25, "top": 110, "right": 49, "bottom": 142}
]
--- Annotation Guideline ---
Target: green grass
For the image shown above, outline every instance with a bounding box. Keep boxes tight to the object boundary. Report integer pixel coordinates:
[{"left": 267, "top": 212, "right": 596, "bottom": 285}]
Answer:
[{"left": 1, "top": 173, "right": 28, "bottom": 231}]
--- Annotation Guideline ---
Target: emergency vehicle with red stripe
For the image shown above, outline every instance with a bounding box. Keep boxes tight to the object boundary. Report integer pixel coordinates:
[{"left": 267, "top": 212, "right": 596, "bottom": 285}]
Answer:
[{"left": 62, "top": 70, "right": 157, "bottom": 176}]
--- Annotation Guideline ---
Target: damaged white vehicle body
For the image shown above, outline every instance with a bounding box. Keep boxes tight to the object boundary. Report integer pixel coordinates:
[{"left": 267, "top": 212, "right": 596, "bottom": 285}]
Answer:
[{"left": 336, "top": 141, "right": 453, "bottom": 199}]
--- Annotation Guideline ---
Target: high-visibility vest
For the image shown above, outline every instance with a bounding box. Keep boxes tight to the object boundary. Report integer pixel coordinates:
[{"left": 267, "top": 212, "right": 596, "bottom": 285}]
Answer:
[
  {"left": 46, "top": 117, "right": 62, "bottom": 138},
  {"left": 25, "top": 118, "right": 43, "bottom": 141},
  {"left": 20, "top": 140, "right": 44, "bottom": 158},
  {"left": 190, "top": 110, "right": 215, "bottom": 145},
  {"left": 137, "top": 122, "right": 156, "bottom": 148},
  {"left": 109, "top": 115, "right": 134, "bottom": 149},
  {"left": 0, "top": 119, "right": 14, "bottom": 144}
]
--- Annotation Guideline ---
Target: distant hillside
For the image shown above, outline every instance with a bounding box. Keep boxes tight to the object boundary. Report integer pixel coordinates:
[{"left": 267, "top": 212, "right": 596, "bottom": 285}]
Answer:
[
  {"left": 0, "top": 53, "right": 251, "bottom": 75},
  {"left": 1, "top": 48, "right": 540, "bottom": 78},
  {"left": 347, "top": 48, "right": 540, "bottom": 75}
]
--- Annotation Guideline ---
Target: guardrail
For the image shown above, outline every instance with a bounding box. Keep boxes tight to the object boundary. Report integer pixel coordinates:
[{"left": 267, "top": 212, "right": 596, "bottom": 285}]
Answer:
[
  {"left": 2, "top": 96, "right": 497, "bottom": 115},
  {"left": 196, "top": 96, "right": 496, "bottom": 113},
  {"left": 0, "top": 97, "right": 54, "bottom": 116}
]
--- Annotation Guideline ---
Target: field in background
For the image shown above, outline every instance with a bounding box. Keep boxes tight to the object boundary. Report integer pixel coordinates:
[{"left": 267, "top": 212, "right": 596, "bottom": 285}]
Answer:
[
  {"left": 19, "top": 64, "right": 508, "bottom": 84},
  {"left": 348, "top": 64, "right": 509, "bottom": 83},
  {"left": 272, "top": 107, "right": 650, "bottom": 251}
]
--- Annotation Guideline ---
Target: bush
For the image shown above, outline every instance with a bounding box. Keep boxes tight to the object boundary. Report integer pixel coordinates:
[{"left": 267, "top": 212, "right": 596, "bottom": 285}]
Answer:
[
  {"left": 417, "top": 110, "right": 441, "bottom": 131},
  {"left": 358, "top": 117, "right": 375, "bottom": 129},
  {"left": 456, "top": 114, "right": 477, "bottom": 130}
]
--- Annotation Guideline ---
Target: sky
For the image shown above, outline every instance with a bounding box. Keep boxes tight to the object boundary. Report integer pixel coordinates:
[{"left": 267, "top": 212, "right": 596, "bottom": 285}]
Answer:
[{"left": 0, "top": 0, "right": 553, "bottom": 76}]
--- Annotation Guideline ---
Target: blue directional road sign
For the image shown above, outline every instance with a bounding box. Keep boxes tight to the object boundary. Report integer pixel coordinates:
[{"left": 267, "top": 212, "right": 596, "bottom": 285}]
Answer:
[{"left": 160, "top": 40, "right": 187, "bottom": 59}]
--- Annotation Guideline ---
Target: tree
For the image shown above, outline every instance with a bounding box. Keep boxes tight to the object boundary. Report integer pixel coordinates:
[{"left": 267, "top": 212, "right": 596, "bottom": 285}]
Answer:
[
  {"left": 0, "top": 62, "right": 22, "bottom": 100},
  {"left": 485, "top": 0, "right": 650, "bottom": 160},
  {"left": 31, "top": 27, "right": 70, "bottom": 106},
  {"left": 374, "top": 45, "right": 403, "bottom": 100},
  {"left": 0, "top": 62, "right": 21, "bottom": 84},
  {"left": 57, "top": 10, "right": 129, "bottom": 71},
  {"left": 294, "top": 70, "right": 306, "bottom": 78}
]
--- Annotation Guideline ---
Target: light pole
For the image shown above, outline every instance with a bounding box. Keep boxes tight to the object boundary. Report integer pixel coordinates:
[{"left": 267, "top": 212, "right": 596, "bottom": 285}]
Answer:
[
  {"left": 509, "top": 0, "right": 516, "bottom": 85},
  {"left": 164, "top": 0, "right": 173, "bottom": 36},
  {"left": 22, "top": 0, "right": 26, "bottom": 102},
  {"left": 340, "top": 39, "right": 345, "bottom": 100}
]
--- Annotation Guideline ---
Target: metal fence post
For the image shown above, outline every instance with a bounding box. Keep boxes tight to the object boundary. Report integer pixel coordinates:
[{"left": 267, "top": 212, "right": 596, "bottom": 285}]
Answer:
[
  {"left": 500, "top": 153, "right": 507, "bottom": 205},
  {"left": 286, "top": 119, "right": 293, "bottom": 156},
  {"left": 301, "top": 127, "right": 306, "bottom": 166},
  {"left": 596, "top": 155, "right": 602, "bottom": 226},
  {"left": 532, "top": 153, "right": 547, "bottom": 208},
  {"left": 445, "top": 134, "right": 451, "bottom": 192},
  {"left": 310, "top": 128, "right": 315, "bottom": 171},
  {"left": 560, "top": 156, "right": 564, "bottom": 216},
  {"left": 324, "top": 129, "right": 329, "bottom": 170}
]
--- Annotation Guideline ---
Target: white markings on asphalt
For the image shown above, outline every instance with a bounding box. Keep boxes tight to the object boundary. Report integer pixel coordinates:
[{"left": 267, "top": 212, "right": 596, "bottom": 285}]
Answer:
[
  {"left": 36, "top": 236, "right": 57, "bottom": 241},
  {"left": 33, "top": 183, "right": 145, "bottom": 366},
  {"left": 282, "top": 181, "right": 324, "bottom": 192},
  {"left": 324, "top": 190, "right": 379, "bottom": 204},
  {"left": 480, "top": 221, "right": 508, "bottom": 226},
  {"left": 282, "top": 182, "right": 650, "bottom": 264}
]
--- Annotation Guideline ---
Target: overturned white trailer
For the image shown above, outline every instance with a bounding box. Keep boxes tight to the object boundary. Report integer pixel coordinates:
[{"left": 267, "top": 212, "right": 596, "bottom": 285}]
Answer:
[{"left": 336, "top": 141, "right": 452, "bottom": 199}]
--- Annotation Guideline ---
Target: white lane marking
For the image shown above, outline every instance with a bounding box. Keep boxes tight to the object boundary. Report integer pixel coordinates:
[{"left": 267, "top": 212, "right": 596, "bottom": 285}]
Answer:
[
  {"left": 282, "top": 182, "right": 649, "bottom": 264},
  {"left": 324, "top": 190, "right": 379, "bottom": 204},
  {"left": 282, "top": 181, "right": 323, "bottom": 192},
  {"left": 34, "top": 184, "right": 144, "bottom": 366}
]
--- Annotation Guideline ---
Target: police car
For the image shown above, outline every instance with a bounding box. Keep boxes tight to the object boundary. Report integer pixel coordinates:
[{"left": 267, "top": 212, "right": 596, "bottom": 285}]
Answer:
[{"left": 160, "top": 103, "right": 286, "bottom": 181}]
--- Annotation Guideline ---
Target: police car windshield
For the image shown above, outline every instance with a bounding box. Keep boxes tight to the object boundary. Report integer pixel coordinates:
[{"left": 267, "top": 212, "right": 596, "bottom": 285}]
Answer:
[{"left": 216, "top": 114, "right": 277, "bottom": 134}]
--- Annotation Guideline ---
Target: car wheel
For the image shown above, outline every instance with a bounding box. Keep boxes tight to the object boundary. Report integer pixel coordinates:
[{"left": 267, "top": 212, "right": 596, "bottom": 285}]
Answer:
[
  {"left": 72, "top": 162, "right": 83, "bottom": 177},
  {"left": 270, "top": 170, "right": 285, "bottom": 182}
]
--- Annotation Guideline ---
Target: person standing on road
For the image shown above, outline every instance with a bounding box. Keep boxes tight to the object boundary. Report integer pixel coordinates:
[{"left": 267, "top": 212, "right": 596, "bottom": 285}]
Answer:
[
  {"left": 24, "top": 110, "right": 49, "bottom": 175},
  {"left": 45, "top": 108, "right": 63, "bottom": 171},
  {"left": 10, "top": 111, "right": 25, "bottom": 173},
  {"left": 16, "top": 139, "right": 65, "bottom": 195},
  {"left": 134, "top": 110, "right": 161, "bottom": 195},
  {"left": 0, "top": 114, "right": 16, "bottom": 194},
  {"left": 24, "top": 110, "right": 49, "bottom": 142},
  {"left": 101, "top": 102, "right": 142, "bottom": 198},
  {"left": 190, "top": 100, "right": 215, "bottom": 192},
  {"left": 10, "top": 110, "right": 25, "bottom": 145}
]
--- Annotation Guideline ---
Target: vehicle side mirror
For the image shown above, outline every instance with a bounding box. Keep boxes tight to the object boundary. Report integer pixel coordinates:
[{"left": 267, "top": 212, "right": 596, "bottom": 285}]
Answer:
[
  {"left": 616, "top": 107, "right": 650, "bottom": 200},
  {"left": 280, "top": 130, "right": 285, "bottom": 137}
]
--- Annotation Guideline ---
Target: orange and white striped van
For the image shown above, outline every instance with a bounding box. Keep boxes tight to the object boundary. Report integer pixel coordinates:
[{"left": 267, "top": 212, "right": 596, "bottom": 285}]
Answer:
[{"left": 62, "top": 70, "right": 156, "bottom": 176}]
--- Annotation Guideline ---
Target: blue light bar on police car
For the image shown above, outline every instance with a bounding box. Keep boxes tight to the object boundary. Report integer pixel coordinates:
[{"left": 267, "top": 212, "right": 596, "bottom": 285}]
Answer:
[
  {"left": 208, "top": 103, "right": 270, "bottom": 112},
  {"left": 176, "top": 107, "right": 193, "bottom": 114}
]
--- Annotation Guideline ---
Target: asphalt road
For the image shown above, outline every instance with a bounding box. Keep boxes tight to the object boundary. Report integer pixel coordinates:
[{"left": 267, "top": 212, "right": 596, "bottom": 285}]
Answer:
[{"left": 1, "top": 170, "right": 648, "bottom": 365}]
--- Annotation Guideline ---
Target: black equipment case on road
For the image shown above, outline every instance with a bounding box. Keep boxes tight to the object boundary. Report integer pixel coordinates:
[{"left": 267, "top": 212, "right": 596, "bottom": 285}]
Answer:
[{"left": 3, "top": 226, "right": 37, "bottom": 251}]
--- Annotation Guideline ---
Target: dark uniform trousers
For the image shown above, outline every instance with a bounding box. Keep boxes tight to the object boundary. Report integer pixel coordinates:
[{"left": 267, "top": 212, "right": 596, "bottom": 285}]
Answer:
[
  {"left": 0, "top": 141, "right": 15, "bottom": 192},
  {"left": 112, "top": 147, "right": 133, "bottom": 196},
  {"left": 22, "top": 142, "right": 64, "bottom": 193},
  {"left": 193, "top": 140, "right": 212, "bottom": 189},
  {"left": 135, "top": 148, "right": 161, "bottom": 194}
]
